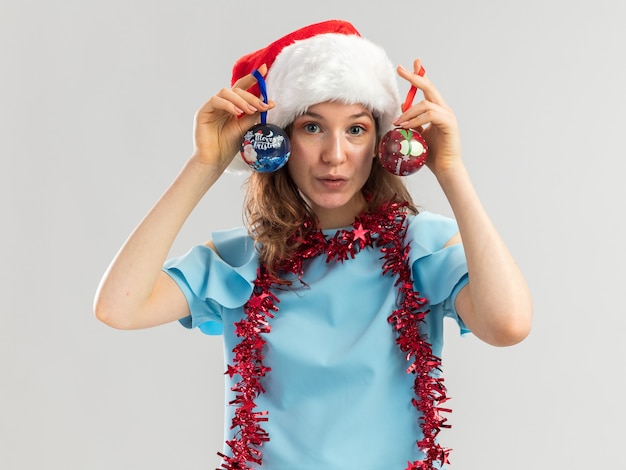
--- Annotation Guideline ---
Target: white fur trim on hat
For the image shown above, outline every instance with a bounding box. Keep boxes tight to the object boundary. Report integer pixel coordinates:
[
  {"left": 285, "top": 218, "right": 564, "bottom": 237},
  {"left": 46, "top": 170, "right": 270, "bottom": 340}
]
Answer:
[{"left": 266, "top": 33, "right": 400, "bottom": 136}]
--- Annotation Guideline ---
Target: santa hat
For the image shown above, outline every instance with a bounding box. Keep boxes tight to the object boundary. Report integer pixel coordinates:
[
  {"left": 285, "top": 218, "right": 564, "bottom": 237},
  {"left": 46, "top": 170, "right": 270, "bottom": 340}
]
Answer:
[{"left": 228, "top": 20, "right": 401, "bottom": 173}]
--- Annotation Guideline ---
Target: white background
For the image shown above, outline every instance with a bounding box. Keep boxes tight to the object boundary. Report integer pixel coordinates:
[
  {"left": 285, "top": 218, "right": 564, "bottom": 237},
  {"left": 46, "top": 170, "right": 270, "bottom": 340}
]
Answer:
[{"left": 2, "top": 0, "right": 624, "bottom": 468}]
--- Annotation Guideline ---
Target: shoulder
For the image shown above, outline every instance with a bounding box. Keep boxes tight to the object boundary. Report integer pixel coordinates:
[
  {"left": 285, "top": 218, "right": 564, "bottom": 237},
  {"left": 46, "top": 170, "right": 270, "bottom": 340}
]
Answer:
[
  {"left": 162, "top": 226, "right": 259, "bottom": 314},
  {"left": 405, "top": 211, "right": 468, "bottom": 308},
  {"left": 164, "top": 225, "right": 259, "bottom": 286},
  {"left": 210, "top": 226, "right": 258, "bottom": 268},
  {"left": 406, "top": 211, "right": 460, "bottom": 251}
]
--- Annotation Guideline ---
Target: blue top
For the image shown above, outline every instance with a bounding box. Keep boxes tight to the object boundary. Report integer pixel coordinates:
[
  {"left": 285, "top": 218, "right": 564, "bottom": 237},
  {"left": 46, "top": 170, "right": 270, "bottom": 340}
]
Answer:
[{"left": 164, "top": 211, "right": 469, "bottom": 469}]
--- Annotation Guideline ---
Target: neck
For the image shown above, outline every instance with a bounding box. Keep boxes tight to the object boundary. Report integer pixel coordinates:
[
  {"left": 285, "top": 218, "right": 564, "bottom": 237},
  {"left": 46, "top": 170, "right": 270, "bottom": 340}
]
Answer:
[{"left": 314, "top": 197, "right": 368, "bottom": 230}]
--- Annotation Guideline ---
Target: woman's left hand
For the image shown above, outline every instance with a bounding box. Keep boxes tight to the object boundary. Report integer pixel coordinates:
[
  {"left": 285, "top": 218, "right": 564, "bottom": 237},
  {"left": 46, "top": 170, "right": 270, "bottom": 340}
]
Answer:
[
  {"left": 395, "top": 61, "right": 533, "bottom": 347},
  {"left": 394, "top": 59, "right": 462, "bottom": 177}
]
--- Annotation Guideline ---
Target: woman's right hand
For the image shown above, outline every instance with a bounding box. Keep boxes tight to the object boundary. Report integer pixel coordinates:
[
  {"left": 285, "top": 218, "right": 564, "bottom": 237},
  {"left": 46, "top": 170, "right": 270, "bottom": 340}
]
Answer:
[
  {"left": 192, "top": 64, "right": 272, "bottom": 170},
  {"left": 95, "top": 68, "right": 274, "bottom": 331}
]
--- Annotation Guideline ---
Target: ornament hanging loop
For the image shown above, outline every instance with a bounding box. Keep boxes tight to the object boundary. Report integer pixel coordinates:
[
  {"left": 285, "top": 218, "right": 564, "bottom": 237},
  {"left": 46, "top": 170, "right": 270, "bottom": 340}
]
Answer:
[
  {"left": 401, "top": 65, "right": 425, "bottom": 113},
  {"left": 252, "top": 69, "right": 269, "bottom": 125}
]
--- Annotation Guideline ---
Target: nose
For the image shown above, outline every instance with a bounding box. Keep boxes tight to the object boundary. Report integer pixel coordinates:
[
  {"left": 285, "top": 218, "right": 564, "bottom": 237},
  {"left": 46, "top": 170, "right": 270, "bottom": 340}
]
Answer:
[{"left": 321, "top": 132, "right": 347, "bottom": 166}]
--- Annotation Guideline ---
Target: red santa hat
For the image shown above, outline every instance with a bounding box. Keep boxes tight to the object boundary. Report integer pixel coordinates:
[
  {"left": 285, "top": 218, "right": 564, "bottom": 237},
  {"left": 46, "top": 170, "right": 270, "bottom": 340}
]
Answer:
[{"left": 228, "top": 19, "right": 401, "bottom": 173}]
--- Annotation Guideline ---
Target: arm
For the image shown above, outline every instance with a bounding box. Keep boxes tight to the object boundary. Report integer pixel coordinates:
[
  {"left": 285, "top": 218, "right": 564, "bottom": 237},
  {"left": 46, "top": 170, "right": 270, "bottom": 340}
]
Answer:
[
  {"left": 94, "top": 66, "right": 270, "bottom": 330},
  {"left": 396, "top": 61, "right": 533, "bottom": 346}
]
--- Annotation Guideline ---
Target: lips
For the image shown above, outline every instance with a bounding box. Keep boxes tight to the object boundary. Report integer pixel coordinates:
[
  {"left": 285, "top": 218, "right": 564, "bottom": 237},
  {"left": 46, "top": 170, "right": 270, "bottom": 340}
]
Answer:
[
  {"left": 318, "top": 173, "right": 347, "bottom": 181},
  {"left": 317, "top": 175, "right": 348, "bottom": 190}
]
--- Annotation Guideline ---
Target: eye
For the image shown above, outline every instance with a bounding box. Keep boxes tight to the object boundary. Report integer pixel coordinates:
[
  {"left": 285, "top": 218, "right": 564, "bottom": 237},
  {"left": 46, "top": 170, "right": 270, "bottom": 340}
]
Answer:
[
  {"left": 303, "top": 123, "right": 320, "bottom": 133},
  {"left": 348, "top": 125, "right": 365, "bottom": 136}
]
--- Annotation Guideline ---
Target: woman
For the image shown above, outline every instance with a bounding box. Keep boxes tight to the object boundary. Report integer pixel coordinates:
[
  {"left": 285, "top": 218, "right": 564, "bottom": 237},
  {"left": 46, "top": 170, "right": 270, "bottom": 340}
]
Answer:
[{"left": 94, "top": 20, "right": 532, "bottom": 469}]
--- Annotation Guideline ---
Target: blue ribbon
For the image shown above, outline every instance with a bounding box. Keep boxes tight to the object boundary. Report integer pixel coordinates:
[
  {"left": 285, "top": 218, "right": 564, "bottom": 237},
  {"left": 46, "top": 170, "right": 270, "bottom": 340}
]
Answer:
[{"left": 252, "top": 69, "right": 268, "bottom": 125}]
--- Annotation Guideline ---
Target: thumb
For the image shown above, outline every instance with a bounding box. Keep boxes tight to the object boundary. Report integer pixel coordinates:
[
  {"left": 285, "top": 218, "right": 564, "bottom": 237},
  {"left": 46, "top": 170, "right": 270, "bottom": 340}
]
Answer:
[{"left": 236, "top": 112, "right": 262, "bottom": 136}]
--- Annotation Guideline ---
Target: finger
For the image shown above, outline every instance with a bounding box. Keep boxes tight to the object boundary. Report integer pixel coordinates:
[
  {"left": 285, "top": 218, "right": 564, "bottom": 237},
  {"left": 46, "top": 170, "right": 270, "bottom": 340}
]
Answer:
[
  {"left": 413, "top": 58, "right": 424, "bottom": 76},
  {"left": 401, "top": 111, "right": 436, "bottom": 132},
  {"left": 197, "top": 93, "right": 248, "bottom": 121},
  {"left": 393, "top": 100, "right": 435, "bottom": 126},
  {"left": 232, "top": 63, "right": 268, "bottom": 91},
  {"left": 394, "top": 101, "right": 453, "bottom": 132},
  {"left": 231, "top": 87, "right": 270, "bottom": 112},
  {"left": 214, "top": 87, "right": 265, "bottom": 116},
  {"left": 397, "top": 64, "right": 448, "bottom": 109},
  {"left": 236, "top": 111, "right": 262, "bottom": 135}
]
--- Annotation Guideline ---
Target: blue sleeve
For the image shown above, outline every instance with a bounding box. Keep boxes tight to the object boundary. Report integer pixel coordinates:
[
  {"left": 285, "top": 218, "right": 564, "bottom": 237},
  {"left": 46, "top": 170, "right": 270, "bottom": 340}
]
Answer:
[
  {"left": 162, "top": 227, "right": 259, "bottom": 335},
  {"left": 407, "top": 212, "right": 470, "bottom": 334}
]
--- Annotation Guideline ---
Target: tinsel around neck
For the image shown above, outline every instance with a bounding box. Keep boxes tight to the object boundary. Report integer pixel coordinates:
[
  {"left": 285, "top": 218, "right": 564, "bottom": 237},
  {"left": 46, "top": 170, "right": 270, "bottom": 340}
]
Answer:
[{"left": 218, "top": 201, "right": 451, "bottom": 470}]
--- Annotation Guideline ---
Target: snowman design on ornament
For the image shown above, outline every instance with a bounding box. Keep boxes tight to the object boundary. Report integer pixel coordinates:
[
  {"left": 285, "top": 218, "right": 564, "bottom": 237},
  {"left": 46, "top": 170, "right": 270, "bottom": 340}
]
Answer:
[{"left": 378, "top": 128, "right": 428, "bottom": 176}]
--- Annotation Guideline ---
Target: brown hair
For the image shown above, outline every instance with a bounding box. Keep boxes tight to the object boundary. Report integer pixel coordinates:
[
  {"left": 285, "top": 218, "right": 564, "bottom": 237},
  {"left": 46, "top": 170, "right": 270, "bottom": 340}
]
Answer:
[{"left": 244, "top": 157, "right": 417, "bottom": 280}]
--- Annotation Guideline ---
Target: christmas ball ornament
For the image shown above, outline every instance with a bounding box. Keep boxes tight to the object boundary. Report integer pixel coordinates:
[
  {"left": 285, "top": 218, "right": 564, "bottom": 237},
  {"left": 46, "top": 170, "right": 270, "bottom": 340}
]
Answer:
[
  {"left": 378, "top": 128, "right": 428, "bottom": 176},
  {"left": 379, "top": 65, "right": 429, "bottom": 176},
  {"left": 240, "top": 123, "right": 290, "bottom": 172},
  {"left": 240, "top": 69, "right": 291, "bottom": 173}
]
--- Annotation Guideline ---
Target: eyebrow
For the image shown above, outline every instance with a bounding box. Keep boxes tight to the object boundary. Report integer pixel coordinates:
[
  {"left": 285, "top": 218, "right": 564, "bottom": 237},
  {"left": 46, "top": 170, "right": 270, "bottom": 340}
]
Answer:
[{"left": 299, "top": 110, "right": 373, "bottom": 120}]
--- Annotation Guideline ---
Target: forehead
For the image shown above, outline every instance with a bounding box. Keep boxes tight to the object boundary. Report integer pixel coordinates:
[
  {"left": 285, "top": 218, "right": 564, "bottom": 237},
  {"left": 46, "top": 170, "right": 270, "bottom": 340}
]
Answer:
[{"left": 298, "top": 101, "right": 375, "bottom": 121}]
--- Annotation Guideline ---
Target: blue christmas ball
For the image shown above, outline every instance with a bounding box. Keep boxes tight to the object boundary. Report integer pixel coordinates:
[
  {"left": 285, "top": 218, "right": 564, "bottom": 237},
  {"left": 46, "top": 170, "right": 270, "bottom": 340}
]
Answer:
[{"left": 240, "top": 123, "right": 291, "bottom": 173}]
